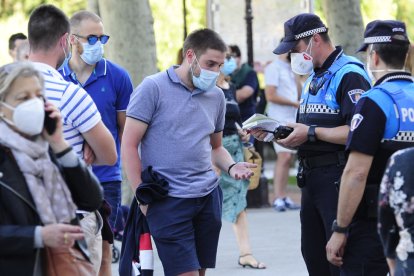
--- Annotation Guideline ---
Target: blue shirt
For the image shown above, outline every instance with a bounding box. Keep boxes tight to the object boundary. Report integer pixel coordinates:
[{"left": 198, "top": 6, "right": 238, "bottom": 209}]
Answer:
[
  {"left": 126, "top": 66, "right": 226, "bottom": 198},
  {"left": 60, "top": 59, "right": 133, "bottom": 182}
]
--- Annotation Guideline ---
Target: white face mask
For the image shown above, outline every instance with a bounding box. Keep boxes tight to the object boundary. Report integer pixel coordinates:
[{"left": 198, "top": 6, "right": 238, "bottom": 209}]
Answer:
[
  {"left": 1, "top": 98, "right": 45, "bottom": 136},
  {"left": 290, "top": 38, "right": 314, "bottom": 75}
]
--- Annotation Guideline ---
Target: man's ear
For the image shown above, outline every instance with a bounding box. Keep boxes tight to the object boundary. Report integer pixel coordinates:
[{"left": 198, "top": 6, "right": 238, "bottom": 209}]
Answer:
[
  {"left": 59, "top": 32, "right": 69, "bottom": 47},
  {"left": 372, "top": 50, "right": 380, "bottom": 67},
  {"left": 313, "top": 33, "right": 323, "bottom": 46},
  {"left": 185, "top": 49, "right": 195, "bottom": 64},
  {"left": 68, "top": 34, "right": 76, "bottom": 45}
]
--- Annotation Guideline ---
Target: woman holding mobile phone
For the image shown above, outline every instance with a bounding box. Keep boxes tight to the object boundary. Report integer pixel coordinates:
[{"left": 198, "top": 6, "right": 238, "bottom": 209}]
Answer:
[{"left": 0, "top": 62, "right": 103, "bottom": 275}]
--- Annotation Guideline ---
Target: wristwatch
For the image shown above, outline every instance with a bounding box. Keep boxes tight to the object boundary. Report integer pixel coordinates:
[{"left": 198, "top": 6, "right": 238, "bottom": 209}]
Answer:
[
  {"left": 307, "top": 125, "right": 317, "bottom": 142},
  {"left": 331, "top": 220, "right": 349, "bottom": 234}
]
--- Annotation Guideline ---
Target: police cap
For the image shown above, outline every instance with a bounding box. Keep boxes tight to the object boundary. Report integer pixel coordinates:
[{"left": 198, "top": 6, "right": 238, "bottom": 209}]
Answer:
[
  {"left": 273, "top": 13, "right": 328, "bottom": 55},
  {"left": 357, "top": 20, "right": 410, "bottom": 52}
]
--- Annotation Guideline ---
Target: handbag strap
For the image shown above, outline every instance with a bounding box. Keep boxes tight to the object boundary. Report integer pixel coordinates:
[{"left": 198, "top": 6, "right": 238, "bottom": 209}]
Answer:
[{"left": 0, "top": 179, "right": 37, "bottom": 213}]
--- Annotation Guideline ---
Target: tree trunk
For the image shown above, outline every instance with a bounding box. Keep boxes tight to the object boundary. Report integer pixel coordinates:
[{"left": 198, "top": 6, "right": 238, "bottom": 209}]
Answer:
[
  {"left": 87, "top": 0, "right": 100, "bottom": 16},
  {"left": 321, "top": 0, "right": 364, "bottom": 56},
  {"left": 97, "top": 0, "right": 157, "bottom": 205},
  {"left": 97, "top": 0, "right": 157, "bottom": 86}
]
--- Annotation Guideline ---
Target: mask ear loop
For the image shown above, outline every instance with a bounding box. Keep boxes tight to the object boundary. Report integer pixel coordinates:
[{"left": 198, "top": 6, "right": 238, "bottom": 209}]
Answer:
[
  {"left": 189, "top": 52, "right": 201, "bottom": 78},
  {"left": 305, "top": 36, "right": 314, "bottom": 56},
  {"left": 0, "top": 102, "right": 16, "bottom": 127}
]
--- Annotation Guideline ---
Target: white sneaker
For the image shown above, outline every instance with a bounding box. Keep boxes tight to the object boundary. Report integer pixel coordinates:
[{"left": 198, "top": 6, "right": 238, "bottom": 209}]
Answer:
[
  {"left": 273, "top": 198, "right": 286, "bottom": 212},
  {"left": 284, "top": 197, "right": 300, "bottom": 210}
]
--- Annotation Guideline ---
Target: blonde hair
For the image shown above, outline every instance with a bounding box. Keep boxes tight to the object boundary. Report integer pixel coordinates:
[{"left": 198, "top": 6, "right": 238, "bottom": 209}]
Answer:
[{"left": 0, "top": 62, "right": 44, "bottom": 102}]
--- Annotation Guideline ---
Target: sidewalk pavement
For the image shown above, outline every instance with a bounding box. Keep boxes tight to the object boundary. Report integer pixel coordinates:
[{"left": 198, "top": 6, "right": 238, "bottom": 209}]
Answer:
[
  {"left": 112, "top": 160, "right": 307, "bottom": 275},
  {"left": 111, "top": 207, "right": 307, "bottom": 276}
]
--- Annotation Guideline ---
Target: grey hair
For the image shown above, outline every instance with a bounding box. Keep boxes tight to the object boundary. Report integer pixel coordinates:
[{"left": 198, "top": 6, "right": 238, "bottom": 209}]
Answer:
[{"left": 0, "top": 62, "right": 44, "bottom": 102}]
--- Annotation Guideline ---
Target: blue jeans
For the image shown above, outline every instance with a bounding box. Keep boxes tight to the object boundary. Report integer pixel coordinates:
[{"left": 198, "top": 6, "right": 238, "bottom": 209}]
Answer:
[{"left": 101, "top": 181, "right": 121, "bottom": 230}]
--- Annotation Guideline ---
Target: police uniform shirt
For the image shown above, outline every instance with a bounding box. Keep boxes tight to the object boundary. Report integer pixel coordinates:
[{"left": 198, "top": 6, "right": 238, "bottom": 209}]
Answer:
[
  {"left": 298, "top": 47, "right": 371, "bottom": 156},
  {"left": 313, "top": 47, "right": 371, "bottom": 125},
  {"left": 346, "top": 72, "right": 414, "bottom": 184}
]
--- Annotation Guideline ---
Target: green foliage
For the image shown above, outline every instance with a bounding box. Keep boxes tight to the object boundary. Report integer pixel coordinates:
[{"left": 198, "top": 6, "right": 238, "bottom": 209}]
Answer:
[
  {"left": 394, "top": 0, "right": 414, "bottom": 41},
  {"left": 149, "top": 0, "right": 206, "bottom": 71},
  {"left": 0, "top": 0, "right": 85, "bottom": 19},
  {"left": 316, "top": 0, "right": 414, "bottom": 42}
]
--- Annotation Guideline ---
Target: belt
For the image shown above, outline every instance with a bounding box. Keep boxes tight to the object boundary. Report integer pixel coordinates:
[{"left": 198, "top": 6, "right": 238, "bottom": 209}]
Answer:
[{"left": 300, "top": 151, "right": 346, "bottom": 169}]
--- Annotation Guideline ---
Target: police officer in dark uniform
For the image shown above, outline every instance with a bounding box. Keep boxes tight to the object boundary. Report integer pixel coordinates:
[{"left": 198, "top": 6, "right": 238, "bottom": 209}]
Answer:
[
  {"left": 326, "top": 20, "right": 414, "bottom": 276},
  {"left": 251, "top": 13, "right": 371, "bottom": 276}
]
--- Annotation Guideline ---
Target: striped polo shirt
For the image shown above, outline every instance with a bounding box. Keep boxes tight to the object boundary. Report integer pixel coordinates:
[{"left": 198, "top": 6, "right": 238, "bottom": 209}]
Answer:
[{"left": 33, "top": 62, "right": 101, "bottom": 156}]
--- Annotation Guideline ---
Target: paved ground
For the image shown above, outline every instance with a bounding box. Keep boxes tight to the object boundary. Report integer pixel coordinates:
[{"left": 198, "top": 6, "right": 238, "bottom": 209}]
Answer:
[
  {"left": 111, "top": 194, "right": 307, "bottom": 276},
  {"left": 112, "top": 160, "right": 307, "bottom": 275}
]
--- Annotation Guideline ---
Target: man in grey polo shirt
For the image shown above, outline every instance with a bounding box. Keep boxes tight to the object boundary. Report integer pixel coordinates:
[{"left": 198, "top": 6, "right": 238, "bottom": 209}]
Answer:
[{"left": 122, "top": 28, "right": 256, "bottom": 276}]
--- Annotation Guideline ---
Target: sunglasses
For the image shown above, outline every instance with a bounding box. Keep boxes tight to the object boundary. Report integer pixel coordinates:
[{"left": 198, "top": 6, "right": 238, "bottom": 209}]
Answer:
[
  {"left": 309, "top": 71, "right": 331, "bottom": 95},
  {"left": 74, "top": 34, "right": 110, "bottom": 45}
]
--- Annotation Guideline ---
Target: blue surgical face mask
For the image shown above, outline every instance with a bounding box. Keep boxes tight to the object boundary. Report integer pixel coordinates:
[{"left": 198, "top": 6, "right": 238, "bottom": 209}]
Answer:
[
  {"left": 58, "top": 51, "right": 71, "bottom": 72},
  {"left": 190, "top": 56, "right": 219, "bottom": 91},
  {"left": 80, "top": 41, "right": 104, "bottom": 65},
  {"left": 221, "top": 57, "right": 237, "bottom": 76},
  {"left": 57, "top": 39, "right": 71, "bottom": 71}
]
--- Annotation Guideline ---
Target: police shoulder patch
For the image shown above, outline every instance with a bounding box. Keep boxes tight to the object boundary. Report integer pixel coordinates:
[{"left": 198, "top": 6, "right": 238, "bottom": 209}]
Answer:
[
  {"left": 347, "top": 89, "right": 364, "bottom": 104},
  {"left": 350, "top": 113, "right": 364, "bottom": 131}
]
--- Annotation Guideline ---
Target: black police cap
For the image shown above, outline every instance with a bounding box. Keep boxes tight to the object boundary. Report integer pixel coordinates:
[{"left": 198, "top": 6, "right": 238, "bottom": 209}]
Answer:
[
  {"left": 357, "top": 20, "right": 410, "bottom": 52},
  {"left": 273, "top": 13, "right": 328, "bottom": 55}
]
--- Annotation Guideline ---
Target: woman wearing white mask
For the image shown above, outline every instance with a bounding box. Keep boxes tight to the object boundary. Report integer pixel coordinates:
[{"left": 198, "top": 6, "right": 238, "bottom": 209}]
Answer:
[{"left": 0, "top": 62, "right": 103, "bottom": 275}]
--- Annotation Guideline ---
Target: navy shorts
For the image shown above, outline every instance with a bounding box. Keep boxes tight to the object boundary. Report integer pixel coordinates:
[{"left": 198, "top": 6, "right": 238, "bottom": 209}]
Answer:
[{"left": 146, "top": 186, "right": 223, "bottom": 276}]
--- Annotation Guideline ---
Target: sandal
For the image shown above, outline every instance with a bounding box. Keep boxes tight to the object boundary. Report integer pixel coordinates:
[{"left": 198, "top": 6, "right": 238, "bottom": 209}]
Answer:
[{"left": 238, "top": 253, "right": 266, "bottom": 269}]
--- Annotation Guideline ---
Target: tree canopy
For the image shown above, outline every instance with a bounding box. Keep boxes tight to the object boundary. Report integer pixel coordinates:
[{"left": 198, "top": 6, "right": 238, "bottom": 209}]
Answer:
[{"left": 1, "top": 0, "right": 413, "bottom": 68}]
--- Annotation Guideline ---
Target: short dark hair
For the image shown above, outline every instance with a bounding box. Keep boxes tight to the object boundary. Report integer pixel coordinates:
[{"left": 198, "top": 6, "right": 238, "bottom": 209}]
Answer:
[
  {"left": 229, "top": 45, "right": 241, "bottom": 57},
  {"left": 182, "top": 28, "right": 227, "bottom": 58},
  {"left": 8, "top": 33, "right": 27, "bottom": 50},
  {"left": 372, "top": 38, "right": 410, "bottom": 69},
  {"left": 28, "top": 5, "right": 70, "bottom": 52}
]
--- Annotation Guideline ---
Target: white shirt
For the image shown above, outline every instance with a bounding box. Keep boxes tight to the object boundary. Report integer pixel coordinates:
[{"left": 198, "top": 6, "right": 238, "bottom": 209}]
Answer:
[
  {"left": 34, "top": 62, "right": 101, "bottom": 157},
  {"left": 264, "top": 59, "right": 298, "bottom": 123}
]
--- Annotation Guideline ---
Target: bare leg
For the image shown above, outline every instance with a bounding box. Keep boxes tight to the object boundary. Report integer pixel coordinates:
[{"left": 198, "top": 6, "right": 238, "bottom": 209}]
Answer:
[
  {"left": 178, "top": 269, "right": 206, "bottom": 276},
  {"left": 273, "top": 152, "right": 292, "bottom": 200},
  {"left": 232, "top": 211, "right": 266, "bottom": 268},
  {"left": 232, "top": 210, "right": 251, "bottom": 255},
  {"left": 178, "top": 271, "right": 199, "bottom": 276}
]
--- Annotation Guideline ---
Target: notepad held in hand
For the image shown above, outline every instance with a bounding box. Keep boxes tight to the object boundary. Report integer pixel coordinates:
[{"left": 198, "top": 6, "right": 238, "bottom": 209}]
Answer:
[{"left": 242, "top": 114, "right": 293, "bottom": 142}]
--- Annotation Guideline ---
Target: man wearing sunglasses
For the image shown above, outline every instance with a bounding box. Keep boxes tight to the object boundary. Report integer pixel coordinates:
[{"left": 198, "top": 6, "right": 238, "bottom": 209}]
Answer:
[{"left": 59, "top": 10, "right": 134, "bottom": 275}]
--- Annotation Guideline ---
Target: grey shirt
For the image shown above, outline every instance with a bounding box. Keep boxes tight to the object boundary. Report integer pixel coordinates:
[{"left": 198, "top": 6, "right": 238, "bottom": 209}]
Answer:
[{"left": 126, "top": 66, "right": 225, "bottom": 197}]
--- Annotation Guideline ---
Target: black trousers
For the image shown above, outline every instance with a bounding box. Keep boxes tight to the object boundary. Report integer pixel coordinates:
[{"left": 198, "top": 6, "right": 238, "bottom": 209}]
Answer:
[
  {"left": 300, "top": 164, "right": 342, "bottom": 276},
  {"left": 341, "top": 219, "right": 388, "bottom": 276}
]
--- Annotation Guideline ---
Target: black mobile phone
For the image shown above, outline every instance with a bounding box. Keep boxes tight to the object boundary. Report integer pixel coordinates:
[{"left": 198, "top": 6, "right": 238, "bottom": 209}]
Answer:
[
  {"left": 44, "top": 110, "right": 57, "bottom": 135},
  {"left": 273, "top": 126, "right": 294, "bottom": 140}
]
